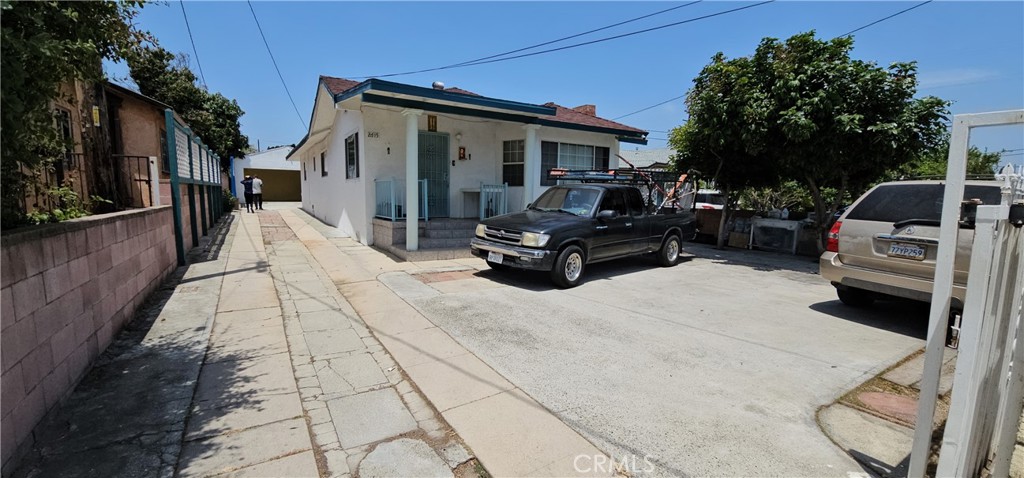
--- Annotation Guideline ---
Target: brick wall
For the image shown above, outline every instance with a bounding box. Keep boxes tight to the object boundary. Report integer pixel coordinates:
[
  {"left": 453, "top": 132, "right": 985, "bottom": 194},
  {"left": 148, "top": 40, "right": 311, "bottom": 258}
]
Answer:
[{"left": 0, "top": 206, "right": 176, "bottom": 471}]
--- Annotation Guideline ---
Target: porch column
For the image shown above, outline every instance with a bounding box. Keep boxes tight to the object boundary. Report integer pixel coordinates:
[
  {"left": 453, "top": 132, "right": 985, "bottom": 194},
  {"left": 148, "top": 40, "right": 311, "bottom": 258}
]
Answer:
[
  {"left": 403, "top": 109, "right": 423, "bottom": 251},
  {"left": 522, "top": 124, "right": 541, "bottom": 209}
]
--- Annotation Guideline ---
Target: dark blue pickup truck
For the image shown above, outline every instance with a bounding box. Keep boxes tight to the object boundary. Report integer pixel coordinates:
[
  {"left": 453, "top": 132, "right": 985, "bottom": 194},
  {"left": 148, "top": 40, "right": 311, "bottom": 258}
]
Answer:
[{"left": 470, "top": 183, "right": 697, "bottom": 288}]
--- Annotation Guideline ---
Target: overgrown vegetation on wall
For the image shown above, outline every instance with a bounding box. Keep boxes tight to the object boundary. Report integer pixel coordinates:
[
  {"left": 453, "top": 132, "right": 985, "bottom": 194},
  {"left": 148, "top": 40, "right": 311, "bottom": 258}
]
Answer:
[{"left": 0, "top": 1, "right": 146, "bottom": 228}]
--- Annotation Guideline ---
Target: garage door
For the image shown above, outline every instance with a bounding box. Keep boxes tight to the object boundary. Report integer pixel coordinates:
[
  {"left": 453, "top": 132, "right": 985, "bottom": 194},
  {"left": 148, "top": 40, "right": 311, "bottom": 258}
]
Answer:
[{"left": 243, "top": 169, "right": 301, "bottom": 201}]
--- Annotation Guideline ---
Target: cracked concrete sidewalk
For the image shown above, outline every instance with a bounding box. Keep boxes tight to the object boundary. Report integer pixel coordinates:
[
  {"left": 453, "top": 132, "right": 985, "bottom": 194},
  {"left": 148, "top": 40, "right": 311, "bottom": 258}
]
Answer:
[{"left": 12, "top": 206, "right": 478, "bottom": 477}]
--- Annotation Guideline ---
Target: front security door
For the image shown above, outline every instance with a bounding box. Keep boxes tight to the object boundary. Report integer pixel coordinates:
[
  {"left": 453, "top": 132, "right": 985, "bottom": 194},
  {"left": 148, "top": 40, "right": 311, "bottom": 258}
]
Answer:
[{"left": 418, "top": 132, "right": 450, "bottom": 217}]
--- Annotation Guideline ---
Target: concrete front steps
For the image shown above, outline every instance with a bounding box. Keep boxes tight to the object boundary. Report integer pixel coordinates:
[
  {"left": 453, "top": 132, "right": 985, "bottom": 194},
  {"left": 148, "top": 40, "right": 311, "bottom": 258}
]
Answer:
[{"left": 372, "top": 218, "right": 477, "bottom": 261}]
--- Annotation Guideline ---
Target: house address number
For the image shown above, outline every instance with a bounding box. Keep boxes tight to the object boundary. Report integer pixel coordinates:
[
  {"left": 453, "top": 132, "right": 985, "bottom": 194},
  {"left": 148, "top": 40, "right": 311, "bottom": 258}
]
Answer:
[{"left": 366, "top": 131, "right": 380, "bottom": 138}]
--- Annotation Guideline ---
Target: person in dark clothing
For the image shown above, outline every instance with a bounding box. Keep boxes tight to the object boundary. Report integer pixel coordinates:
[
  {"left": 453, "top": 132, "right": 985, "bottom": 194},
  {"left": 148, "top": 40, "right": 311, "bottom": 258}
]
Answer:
[{"left": 240, "top": 175, "right": 254, "bottom": 213}]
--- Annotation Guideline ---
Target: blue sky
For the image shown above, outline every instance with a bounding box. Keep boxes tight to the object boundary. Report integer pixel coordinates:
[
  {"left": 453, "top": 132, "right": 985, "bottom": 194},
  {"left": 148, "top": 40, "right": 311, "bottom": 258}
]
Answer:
[{"left": 105, "top": 1, "right": 1024, "bottom": 168}]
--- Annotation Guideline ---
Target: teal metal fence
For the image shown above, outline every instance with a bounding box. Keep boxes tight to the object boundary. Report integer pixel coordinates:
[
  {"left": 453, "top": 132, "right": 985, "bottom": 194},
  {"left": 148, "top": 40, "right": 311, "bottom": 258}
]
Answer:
[{"left": 164, "top": 109, "right": 225, "bottom": 266}]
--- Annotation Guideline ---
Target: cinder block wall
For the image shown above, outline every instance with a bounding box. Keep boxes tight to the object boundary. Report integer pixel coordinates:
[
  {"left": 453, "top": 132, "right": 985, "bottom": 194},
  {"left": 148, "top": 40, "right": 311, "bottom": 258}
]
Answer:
[{"left": 0, "top": 206, "right": 176, "bottom": 472}]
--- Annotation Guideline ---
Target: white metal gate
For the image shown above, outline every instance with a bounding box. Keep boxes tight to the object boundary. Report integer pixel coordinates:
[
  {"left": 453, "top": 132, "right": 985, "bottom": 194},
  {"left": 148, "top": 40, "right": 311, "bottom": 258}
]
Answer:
[{"left": 909, "top": 110, "right": 1024, "bottom": 478}]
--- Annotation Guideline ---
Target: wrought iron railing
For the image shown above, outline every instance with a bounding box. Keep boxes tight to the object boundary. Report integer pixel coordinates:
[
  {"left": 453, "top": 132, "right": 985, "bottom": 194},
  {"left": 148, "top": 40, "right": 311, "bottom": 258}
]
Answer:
[
  {"left": 479, "top": 183, "right": 508, "bottom": 219},
  {"left": 374, "top": 178, "right": 429, "bottom": 221}
]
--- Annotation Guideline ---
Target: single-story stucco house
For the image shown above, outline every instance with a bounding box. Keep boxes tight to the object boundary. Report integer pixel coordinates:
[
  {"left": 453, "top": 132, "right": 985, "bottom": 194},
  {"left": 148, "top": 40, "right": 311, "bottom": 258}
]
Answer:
[{"left": 287, "top": 76, "right": 648, "bottom": 258}]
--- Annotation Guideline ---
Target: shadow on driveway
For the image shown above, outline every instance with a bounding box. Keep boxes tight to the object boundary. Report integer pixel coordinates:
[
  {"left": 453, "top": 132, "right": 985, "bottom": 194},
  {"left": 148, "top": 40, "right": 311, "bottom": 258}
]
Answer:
[
  {"left": 809, "top": 298, "right": 930, "bottom": 340},
  {"left": 471, "top": 255, "right": 694, "bottom": 291}
]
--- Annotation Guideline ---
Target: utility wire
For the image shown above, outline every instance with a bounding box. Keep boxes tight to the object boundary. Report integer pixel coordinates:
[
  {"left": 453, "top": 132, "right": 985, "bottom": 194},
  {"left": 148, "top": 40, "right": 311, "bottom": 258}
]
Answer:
[
  {"left": 613, "top": 95, "right": 686, "bottom": 121},
  {"left": 179, "top": 0, "right": 207, "bottom": 88},
  {"left": 613, "top": 1, "right": 933, "bottom": 128},
  {"left": 247, "top": 0, "right": 305, "bottom": 128},
  {"left": 444, "top": 2, "right": 701, "bottom": 68},
  {"left": 351, "top": 1, "right": 773, "bottom": 79},
  {"left": 838, "top": 0, "right": 934, "bottom": 37}
]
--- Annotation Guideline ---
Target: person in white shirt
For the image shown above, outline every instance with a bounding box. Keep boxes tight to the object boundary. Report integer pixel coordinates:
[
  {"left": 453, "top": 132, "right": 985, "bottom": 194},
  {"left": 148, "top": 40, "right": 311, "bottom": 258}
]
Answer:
[{"left": 252, "top": 175, "right": 264, "bottom": 210}]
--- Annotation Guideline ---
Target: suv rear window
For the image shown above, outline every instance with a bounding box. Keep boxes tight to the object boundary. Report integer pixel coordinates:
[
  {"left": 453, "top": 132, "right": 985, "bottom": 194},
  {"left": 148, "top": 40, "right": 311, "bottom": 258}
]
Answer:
[{"left": 845, "top": 183, "right": 1002, "bottom": 223}]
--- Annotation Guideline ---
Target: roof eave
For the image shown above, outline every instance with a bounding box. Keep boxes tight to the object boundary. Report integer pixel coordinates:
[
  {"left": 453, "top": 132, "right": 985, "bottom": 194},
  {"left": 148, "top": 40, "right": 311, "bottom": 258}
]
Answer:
[{"left": 334, "top": 79, "right": 556, "bottom": 116}]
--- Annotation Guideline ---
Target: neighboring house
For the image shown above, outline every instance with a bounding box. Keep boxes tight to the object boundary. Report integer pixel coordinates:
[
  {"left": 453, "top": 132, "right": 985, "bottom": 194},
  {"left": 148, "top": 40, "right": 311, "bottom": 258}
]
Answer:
[
  {"left": 230, "top": 145, "right": 299, "bottom": 202},
  {"left": 618, "top": 147, "right": 676, "bottom": 170},
  {"left": 24, "top": 80, "right": 183, "bottom": 214},
  {"left": 104, "top": 81, "right": 183, "bottom": 208},
  {"left": 288, "top": 76, "right": 648, "bottom": 255}
]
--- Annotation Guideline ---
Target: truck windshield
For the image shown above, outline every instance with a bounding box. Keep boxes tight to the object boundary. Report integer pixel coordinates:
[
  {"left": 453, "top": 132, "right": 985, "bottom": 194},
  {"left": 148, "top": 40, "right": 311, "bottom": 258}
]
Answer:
[{"left": 530, "top": 187, "right": 600, "bottom": 217}]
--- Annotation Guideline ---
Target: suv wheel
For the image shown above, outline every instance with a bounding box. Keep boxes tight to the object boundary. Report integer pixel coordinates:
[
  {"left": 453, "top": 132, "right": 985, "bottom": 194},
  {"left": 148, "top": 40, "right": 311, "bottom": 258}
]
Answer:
[
  {"left": 837, "top": 287, "right": 875, "bottom": 307},
  {"left": 658, "top": 235, "right": 681, "bottom": 267},
  {"left": 551, "top": 245, "right": 585, "bottom": 288}
]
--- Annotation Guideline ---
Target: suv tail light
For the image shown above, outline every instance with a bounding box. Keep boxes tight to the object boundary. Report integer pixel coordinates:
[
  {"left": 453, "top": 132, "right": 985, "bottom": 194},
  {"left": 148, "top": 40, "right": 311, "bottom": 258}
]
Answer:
[{"left": 826, "top": 220, "right": 842, "bottom": 253}]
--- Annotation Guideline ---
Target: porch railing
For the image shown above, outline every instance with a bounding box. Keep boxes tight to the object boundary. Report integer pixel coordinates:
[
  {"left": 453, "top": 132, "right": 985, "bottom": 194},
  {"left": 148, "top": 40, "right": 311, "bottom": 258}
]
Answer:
[
  {"left": 479, "top": 183, "right": 508, "bottom": 219},
  {"left": 374, "top": 178, "right": 429, "bottom": 221}
]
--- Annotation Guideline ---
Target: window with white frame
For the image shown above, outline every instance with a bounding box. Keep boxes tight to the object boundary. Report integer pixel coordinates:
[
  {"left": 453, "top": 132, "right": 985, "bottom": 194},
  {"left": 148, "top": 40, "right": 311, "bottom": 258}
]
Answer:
[
  {"left": 345, "top": 133, "right": 359, "bottom": 179},
  {"left": 320, "top": 151, "right": 327, "bottom": 177},
  {"left": 502, "top": 140, "right": 524, "bottom": 186},
  {"left": 540, "top": 141, "right": 610, "bottom": 186}
]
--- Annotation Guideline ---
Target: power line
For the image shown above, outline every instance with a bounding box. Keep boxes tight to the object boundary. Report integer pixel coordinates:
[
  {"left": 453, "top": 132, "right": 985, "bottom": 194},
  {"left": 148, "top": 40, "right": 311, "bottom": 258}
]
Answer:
[
  {"left": 613, "top": 95, "right": 686, "bottom": 121},
  {"left": 179, "top": 0, "right": 207, "bottom": 88},
  {"left": 351, "top": 1, "right": 774, "bottom": 79},
  {"left": 613, "top": 1, "right": 933, "bottom": 128},
  {"left": 247, "top": 0, "right": 305, "bottom": 128},
  {"left": 444, "top": 2, "right": 702, "bottom": 68},
  {"left": 838, "top": 0, "right": 934, "bottom": 37}
]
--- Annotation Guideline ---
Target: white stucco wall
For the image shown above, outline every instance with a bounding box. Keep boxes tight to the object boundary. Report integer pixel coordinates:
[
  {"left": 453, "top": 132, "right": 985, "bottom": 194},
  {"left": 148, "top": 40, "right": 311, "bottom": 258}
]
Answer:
[
  {"left": 300, "top": 102, "right": 628, "bottom": 246},
  {"left": 299, "top": 108, "right": 368, "bottom": 243}
]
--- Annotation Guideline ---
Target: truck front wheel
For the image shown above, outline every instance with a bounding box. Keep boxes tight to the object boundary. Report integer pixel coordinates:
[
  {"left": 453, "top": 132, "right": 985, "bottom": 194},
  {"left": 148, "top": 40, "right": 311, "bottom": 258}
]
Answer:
[{"left": 551, "top": 245, "right": 585, "bottom": 288}]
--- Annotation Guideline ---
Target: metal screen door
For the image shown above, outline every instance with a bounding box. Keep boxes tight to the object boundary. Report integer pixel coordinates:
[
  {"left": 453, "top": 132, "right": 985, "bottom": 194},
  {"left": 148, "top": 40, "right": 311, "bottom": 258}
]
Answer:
[{"left": 418, "top": 132, "right": 450, "bottom": 217}]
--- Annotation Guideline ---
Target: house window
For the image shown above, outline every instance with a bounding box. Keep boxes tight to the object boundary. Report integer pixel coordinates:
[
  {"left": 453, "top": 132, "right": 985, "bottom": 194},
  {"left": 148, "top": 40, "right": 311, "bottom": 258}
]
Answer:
[
  {"left": 312, "top": 156, "right": 316, "bottom": 171},
  {"left": 540, "top": 142, "right": 611, "bottom": 186},
  {"left": 320, "top": 151, "right": 327, "bottom": 177},
  {"left": 55, "top": 108, "right": 75, "bottom": 169},
  {"left": 302, "top": 159, "right": 306, "bottom": 181},
  {"left": 345, "top": 133, "right": 359, "bottom": 179},
  {"left": 502, "top": 140, "right": 524, "bottom": 186}
]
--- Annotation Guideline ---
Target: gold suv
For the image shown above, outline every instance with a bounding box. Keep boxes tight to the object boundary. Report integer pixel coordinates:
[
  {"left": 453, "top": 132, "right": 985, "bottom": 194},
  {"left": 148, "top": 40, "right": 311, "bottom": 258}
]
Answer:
[{"left": 819, "top": 179, "right": 1004, "bottom": 308}]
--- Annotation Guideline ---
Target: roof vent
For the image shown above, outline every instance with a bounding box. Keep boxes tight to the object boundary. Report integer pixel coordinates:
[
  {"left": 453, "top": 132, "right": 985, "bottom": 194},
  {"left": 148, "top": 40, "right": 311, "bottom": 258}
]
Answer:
[{"left": 431, "top": 81, "right": 445, "bottom": 90}]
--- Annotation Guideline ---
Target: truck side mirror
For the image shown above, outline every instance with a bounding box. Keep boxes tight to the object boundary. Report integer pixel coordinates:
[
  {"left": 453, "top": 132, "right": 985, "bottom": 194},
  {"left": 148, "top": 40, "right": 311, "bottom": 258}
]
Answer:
[{"left": 597, "top": 210, "right": 618, "bottom": 220}]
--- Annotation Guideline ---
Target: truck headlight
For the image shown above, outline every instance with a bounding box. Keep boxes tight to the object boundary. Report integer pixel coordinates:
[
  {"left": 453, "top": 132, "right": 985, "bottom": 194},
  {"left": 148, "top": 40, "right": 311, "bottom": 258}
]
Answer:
[
  {"left": 475, "top": 224, "right": 486, "bottom": 237},
  {"left": 521, "top": 232, "right": 550, "bottom": 248}
]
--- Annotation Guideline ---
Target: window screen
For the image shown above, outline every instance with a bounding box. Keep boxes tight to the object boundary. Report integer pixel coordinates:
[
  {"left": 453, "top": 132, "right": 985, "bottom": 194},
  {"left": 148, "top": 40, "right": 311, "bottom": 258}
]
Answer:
[
  {"left": 346, "top": 133, "right": 359, "bottom": 179},
  {"left": 502, "top": 140, "right": 524, "bottom": 186}
]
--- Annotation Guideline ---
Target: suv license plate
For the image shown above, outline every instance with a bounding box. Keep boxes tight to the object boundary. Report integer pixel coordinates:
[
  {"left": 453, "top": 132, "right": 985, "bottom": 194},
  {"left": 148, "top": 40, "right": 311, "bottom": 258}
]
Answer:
[
  {"left": 887, "top": 243, "right": 925, "bottom": 261},
  {"left": 487, "top": 251, "right": 504, "bottom": 264}
]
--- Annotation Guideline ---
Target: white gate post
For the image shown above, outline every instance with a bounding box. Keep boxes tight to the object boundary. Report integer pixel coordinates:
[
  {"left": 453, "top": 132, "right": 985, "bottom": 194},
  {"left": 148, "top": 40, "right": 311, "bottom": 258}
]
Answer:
[
  {"left": 403, "top": 109, "right": 422, "bottom": 251},
  {"left": 148, "top": 156, "right": 161, "bottom": 207}
]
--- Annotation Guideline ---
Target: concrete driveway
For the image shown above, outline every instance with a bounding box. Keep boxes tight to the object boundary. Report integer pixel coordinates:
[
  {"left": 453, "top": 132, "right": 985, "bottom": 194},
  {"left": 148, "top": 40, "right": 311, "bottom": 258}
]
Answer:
[{"left": 400, "top": 244, "right": 929, "bottom": 477}]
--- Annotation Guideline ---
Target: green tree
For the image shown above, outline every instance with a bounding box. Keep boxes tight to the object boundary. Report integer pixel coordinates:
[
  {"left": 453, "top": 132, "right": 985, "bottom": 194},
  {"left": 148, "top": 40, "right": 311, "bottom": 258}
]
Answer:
[
  {"left": 674, "top": 32, "right": 949, "bottom": 250},
  {"left": 670, "top": 53, "right": 781, "bottom": 247},
  {"left": 1, "top": 0, "right": 146, "bottom": 226},
  {"left": 899, "top": 142, "right": 1001, "bottom": 178},
  {"left": 126, "top": 45, "right": 248, "bottom": 169}
]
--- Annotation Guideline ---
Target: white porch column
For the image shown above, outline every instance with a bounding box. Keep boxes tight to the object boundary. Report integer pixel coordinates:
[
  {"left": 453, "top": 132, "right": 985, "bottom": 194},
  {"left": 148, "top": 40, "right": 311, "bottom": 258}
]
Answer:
[
  {"left": 403, "top": 109, "right": 423, "bottom": 251},
  {"left": 522, "top": 124, "right": 541, "bottom": 209}
]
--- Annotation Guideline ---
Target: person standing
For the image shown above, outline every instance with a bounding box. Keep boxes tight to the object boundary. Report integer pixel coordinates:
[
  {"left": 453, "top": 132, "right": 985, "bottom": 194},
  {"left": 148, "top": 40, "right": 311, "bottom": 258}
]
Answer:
[
  {"left": 240, "top": 175, "right": 254, "bottom": 213},
  {"left": 252, "top": 175, "right": 264, "bottom": 210}
]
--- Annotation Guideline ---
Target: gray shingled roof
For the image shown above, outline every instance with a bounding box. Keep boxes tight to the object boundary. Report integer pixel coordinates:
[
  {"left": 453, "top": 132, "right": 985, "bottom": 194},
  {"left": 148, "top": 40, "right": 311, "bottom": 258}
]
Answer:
[{"left": 618, "top": 148, "right": 676, "bottom": 169}]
